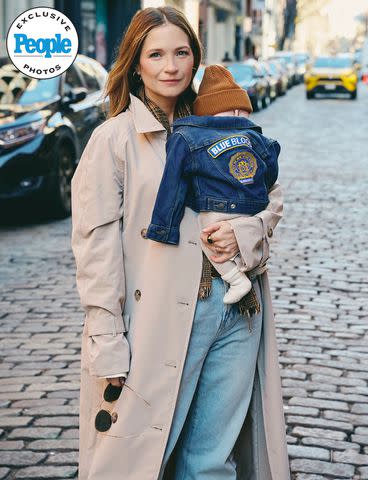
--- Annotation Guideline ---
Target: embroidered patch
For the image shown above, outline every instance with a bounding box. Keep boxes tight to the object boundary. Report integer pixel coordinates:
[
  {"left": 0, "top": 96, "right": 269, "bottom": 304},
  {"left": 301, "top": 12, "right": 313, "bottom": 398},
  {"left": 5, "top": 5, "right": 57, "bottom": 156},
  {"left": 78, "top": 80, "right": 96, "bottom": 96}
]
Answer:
[
  {"left": 207, "top": 135, "right": 252, "bottom": 158},
  {"left": 229, "top": 151, "right": 257, "bottom": 184}
]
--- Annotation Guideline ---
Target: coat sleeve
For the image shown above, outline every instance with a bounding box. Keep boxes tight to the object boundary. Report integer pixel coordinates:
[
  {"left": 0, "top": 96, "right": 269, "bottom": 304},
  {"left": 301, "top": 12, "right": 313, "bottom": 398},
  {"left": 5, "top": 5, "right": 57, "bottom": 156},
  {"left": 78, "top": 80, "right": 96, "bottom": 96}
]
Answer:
[
  {"left": 70, "top": 126, "right": 130, "bottom": 378},
  {"left": 226, "top": 182, "right": 283, "bottom": 272}
]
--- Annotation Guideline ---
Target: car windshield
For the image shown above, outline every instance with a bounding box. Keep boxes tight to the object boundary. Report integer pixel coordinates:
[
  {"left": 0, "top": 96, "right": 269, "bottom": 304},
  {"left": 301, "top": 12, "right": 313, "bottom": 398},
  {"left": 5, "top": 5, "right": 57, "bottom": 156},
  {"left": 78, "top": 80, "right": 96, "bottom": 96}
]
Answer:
[
  {"left": 313, "top": 57, "right": 353, "bottom": 68},
  {"left": 270, "top": 57, "right": 287, "bottom": 66},
  {"left": 0, "top": 62, "right": 59, "bottom": 106},
  {"left": 296, "top": 54, "right": 309, "bottom": 64},
  {"left": 274, "top": 54, "right": 293, "bottom": 64},
  {"left": 268, "top": 63, "right": 278, "bottom": 74},
  {"left": 226, "top": 64, "right": 254, "bottom": 82}
]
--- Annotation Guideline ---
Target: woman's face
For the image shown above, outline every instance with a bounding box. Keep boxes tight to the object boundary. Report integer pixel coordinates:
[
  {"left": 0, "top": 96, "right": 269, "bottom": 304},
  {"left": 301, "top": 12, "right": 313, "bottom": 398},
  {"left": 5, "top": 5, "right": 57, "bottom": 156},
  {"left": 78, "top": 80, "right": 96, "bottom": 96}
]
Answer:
[{"left": 137, "top": 23, "right": 194, "bottom": 107}]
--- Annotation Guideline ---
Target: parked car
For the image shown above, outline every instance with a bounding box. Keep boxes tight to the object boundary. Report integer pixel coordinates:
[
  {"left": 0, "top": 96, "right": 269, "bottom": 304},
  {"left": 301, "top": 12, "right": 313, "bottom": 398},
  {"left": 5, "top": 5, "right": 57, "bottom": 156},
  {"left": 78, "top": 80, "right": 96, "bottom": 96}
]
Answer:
[
  {"left": 0, "top": 54, "right": 108, "bottom": 218},
  {"left": 304, "top": 55, "right": 358, "bottom": 99},
  {"left": 269, "top": 51, "right": 298, "bottom": 86},
  {"left": 193, "top": 64, "right": 205, "bottom": 92},
  {"left": 267, "top": 59, "right": 288, "bottom": 96},
  {"left": 295, "top": 53, "right": 310, "bottom": 83},
  {"left": 259, "top": 61, "right": 278, "bottom": 102},
  {"left": 226, "top": 62, "right": 268, "bottom": 112},
  {"left": 244, "top": 59, "right": 271, "bottom": 108}
]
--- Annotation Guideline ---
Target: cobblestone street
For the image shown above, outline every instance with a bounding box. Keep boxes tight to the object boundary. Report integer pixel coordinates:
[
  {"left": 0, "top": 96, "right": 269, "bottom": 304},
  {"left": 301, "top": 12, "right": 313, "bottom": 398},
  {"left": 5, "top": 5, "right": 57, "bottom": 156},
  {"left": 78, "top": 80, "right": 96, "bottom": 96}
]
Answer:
[{"left": 1, "top": 83, "right": 368, "bottom": 479}]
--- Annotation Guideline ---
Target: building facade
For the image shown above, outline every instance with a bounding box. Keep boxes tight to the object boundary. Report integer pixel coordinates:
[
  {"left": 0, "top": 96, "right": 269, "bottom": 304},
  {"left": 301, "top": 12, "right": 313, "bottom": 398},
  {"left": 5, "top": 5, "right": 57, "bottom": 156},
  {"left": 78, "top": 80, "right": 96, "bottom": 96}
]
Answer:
[
  {"left": 0, "top": 0, "right": 272, "bottom": 67},
  {"left": 0, "top": 0, "right": 141, "bottom": 68},
  {"left": 294, "top": 0, "right": 331, "bottom": 56}
]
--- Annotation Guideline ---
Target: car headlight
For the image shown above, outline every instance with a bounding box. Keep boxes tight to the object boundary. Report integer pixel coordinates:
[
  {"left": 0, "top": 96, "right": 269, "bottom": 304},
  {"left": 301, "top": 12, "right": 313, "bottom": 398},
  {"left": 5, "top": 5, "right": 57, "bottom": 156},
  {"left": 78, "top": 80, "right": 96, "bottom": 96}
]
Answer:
[
  {"left": 0, "top": 118, "right": 46, "bottom": 149},
  {"left": 346, "top": 73, "right": 357, "bottom": 82}
]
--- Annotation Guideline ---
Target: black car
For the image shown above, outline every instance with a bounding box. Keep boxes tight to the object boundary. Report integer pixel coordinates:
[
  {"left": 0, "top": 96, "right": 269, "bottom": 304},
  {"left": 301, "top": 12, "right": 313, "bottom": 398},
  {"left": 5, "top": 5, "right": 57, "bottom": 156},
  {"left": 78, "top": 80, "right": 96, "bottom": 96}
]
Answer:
[
  {"left": 226, "top": 62, "right": 268, "bottom": 112},
  {"left": 0, "top": 54, "right": 108, "bottom": 218}
]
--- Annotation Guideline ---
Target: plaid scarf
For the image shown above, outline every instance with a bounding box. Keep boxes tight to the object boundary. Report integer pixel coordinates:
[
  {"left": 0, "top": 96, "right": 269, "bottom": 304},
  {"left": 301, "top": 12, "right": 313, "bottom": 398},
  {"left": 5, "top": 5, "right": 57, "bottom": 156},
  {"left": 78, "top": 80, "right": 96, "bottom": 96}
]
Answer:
[
  {"left": 137, "top": 86, "right": 191, "bottom": 136},
  {"left": 138, "top": 88, "right": 260, "bottom": 318}
]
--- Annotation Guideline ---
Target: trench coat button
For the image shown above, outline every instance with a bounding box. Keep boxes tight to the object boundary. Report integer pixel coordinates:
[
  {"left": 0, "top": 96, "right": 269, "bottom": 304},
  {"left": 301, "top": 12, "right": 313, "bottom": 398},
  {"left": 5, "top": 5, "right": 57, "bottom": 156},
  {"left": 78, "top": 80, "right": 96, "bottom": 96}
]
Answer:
[
  {"left": 141, "top": 228, "right": 147, "bottom": 238},
  {"left": 230, "top": 203, "right": 236, "bottom": 209},
  {"left": 134, "top": 289, "right": 141, "bottom": 301},
  {"left": 267, "top": 226, "right": 273, "bottom": 238},
  {"left": 111, "top": 412, "right": 118, "bottom": 423}
]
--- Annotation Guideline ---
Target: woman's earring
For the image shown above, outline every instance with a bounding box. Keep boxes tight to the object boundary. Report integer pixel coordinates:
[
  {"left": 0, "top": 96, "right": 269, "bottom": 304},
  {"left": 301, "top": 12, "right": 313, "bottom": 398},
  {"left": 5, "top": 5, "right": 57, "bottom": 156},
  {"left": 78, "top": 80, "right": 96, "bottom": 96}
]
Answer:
[{"left": 133, "top": 70, "right": 141, "bottom": 81}]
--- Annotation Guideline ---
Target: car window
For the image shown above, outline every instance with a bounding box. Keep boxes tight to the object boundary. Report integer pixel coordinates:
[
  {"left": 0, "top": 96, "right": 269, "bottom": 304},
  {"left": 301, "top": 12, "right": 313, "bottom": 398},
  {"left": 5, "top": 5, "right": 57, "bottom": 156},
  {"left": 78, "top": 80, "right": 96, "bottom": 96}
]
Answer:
[
  {"left": 0, "top": 62, "right": 59, "bottom": 105},
  {"left": 75, "top": 61, "right": 100, "bottom": 93},
  {"left": 268, "top": 63, "right": 278, "bottom": 75},
  {"left": 226, "top": 65, "right": 254, "bottom": 82},
  {"left": 64, "top": 66, "right": 84, "bottom": 95},
  {"left": 260, "top": 64, "right": 268, "bottom": 75},
  {"left": 313, "top": 57, "right": 353, "bottom": 69}
]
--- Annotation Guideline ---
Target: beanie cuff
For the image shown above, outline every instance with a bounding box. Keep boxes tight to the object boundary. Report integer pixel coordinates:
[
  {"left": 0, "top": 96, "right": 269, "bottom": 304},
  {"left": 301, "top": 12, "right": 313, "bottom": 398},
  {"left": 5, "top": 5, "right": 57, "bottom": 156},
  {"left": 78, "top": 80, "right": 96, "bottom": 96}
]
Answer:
[{"left": 193, "top": 88, "right": 253, "bottom": 116}]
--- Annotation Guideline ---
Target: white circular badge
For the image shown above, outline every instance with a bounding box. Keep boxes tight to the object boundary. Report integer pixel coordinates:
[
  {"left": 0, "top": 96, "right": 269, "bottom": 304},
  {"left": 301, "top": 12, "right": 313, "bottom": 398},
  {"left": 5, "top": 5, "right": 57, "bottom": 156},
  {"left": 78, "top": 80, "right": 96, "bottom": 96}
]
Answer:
[{"left": 6, "top": 7, "right": 79, "bottom": 79}]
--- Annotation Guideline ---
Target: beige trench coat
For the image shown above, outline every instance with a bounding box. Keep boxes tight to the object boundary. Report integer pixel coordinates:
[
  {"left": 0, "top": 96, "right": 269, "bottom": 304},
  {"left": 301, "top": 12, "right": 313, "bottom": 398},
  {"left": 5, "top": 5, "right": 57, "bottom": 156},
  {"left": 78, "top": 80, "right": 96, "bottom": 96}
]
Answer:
[{"left": 71, "top": 93, "right": 291, "bottom": 480}]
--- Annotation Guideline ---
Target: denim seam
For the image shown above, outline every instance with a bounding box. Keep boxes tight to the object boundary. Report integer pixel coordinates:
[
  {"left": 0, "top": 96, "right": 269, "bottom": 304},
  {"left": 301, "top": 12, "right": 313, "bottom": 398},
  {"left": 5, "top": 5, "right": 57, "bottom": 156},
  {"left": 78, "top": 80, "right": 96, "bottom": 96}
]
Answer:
[{"left": 176, "top": 382, "right": 202, "bottom": 480}]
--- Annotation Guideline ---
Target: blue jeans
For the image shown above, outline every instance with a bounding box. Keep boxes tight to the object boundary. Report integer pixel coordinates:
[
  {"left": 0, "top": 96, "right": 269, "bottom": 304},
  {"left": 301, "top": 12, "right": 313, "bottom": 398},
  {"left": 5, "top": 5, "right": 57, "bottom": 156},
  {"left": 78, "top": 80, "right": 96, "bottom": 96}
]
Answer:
[{"left": 159, "top": 276, "right": 263, "bottom": 480}]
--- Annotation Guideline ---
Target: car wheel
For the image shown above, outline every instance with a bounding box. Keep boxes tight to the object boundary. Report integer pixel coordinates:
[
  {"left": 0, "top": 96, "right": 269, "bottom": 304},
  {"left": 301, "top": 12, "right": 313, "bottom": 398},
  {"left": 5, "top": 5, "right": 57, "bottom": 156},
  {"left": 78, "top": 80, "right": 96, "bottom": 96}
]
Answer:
[
  {"left": 262, "top": 94, "right": 271, "bottom": 108},
  {"left": 251, "top": 96, "right": 261, "bottom": 112},
  {"left": 306, "top": 91, "right": 314, "bottom": 99},
  {"left": 350, "top": 89, "right": 357, "bottom": 100},
  {"left": 41, "top": 142, "right": 75, "bottom": 219}
]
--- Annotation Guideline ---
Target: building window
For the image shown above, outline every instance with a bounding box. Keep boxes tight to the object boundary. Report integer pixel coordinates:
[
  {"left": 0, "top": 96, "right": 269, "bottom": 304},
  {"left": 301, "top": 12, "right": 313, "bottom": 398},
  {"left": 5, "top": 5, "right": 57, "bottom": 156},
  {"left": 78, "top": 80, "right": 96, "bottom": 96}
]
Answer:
[{"left": 81, "top": 0, "right": 97, "bottom": 58}]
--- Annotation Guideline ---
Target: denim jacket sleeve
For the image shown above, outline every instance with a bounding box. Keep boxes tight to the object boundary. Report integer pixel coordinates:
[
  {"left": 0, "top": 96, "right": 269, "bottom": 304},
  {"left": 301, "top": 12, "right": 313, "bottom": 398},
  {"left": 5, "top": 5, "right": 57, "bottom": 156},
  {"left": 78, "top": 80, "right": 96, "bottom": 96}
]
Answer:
[
  {"left": 71, "top": 127, "right": 131, "bottom": 378},
  {"left": 146, "top": 133, "right": 191, "bottom": 245},
  {"left": 264, "top": 140, "right": 281, "bottom": 189},
  {"left": 226, "top": 182, "right": 283, "bottom": 272}
]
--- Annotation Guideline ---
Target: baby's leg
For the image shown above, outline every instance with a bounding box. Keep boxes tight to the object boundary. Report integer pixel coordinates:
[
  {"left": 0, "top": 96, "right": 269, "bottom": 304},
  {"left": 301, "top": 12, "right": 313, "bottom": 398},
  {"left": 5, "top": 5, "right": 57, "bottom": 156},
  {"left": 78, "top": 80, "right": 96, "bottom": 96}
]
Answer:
[{"left": 198, "top": 212, "right": 252, "bottom": 303}]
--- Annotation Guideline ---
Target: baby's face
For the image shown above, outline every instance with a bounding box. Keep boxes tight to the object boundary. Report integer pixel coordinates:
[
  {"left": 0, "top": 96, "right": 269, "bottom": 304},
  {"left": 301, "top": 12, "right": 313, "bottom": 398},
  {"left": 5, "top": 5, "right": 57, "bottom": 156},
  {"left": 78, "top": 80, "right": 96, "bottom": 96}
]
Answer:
[{"left": 214, "top": 109, "right": 250, "bottom": 117}]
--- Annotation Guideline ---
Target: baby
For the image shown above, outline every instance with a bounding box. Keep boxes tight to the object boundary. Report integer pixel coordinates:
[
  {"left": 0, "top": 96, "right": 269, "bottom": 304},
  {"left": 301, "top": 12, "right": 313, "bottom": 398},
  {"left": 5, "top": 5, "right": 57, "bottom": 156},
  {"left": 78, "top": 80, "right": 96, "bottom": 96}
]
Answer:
[{"left": 146, "top": 64, "right": 280, "bottom": 304}]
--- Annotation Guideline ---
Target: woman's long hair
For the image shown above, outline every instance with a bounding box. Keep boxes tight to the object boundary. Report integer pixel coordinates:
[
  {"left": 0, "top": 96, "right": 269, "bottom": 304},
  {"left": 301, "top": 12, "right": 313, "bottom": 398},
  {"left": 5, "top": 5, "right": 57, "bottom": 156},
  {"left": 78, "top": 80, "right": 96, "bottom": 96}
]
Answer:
[{"left": 104, "top": 6, "right": 203, "bottom": 118}]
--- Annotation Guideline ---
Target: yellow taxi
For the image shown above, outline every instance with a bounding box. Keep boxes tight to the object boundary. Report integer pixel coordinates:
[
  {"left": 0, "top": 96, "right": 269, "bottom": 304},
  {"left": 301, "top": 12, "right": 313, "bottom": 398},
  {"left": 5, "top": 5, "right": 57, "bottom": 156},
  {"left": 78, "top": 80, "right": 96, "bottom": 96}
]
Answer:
[{"left": 305, "top": 56, "right": 358, "bottom": 99}]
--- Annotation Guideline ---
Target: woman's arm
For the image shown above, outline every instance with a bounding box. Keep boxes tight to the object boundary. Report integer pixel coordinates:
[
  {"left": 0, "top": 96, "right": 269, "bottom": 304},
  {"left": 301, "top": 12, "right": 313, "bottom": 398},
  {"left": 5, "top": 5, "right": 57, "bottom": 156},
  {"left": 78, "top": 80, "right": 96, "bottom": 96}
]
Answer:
[
  {"left": 200, "top": 182, "right": 283, "bottom": 270},
  {"left": 71, "top": 126, "right": 130, "bottom": 379}
]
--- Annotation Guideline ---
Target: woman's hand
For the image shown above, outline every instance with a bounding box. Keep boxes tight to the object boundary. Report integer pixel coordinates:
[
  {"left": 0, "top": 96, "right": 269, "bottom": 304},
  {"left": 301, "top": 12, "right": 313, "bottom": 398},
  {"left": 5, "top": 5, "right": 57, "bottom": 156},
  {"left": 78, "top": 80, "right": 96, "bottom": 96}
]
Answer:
[
  {"left": 200, "top": 221, "right": 240, "bottom": 263},
  {"left": 106, "top": 377, "right": 126, "bottom": 387}
]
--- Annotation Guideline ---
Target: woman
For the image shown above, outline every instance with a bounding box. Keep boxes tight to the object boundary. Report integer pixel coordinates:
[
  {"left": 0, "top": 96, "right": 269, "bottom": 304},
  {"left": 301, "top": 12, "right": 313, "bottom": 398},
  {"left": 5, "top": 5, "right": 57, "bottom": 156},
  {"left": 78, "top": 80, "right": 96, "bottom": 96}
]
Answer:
[{"left": 71, "top": 6, "right": 290, "bottom": 480}]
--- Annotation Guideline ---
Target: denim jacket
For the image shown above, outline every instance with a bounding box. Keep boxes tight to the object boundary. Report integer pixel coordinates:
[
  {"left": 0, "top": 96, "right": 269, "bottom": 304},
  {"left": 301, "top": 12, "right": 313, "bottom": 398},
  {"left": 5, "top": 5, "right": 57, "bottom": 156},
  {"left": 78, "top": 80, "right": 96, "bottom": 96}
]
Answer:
[{"left": 146, "top": 115, "right": 280, "bottom": 245}]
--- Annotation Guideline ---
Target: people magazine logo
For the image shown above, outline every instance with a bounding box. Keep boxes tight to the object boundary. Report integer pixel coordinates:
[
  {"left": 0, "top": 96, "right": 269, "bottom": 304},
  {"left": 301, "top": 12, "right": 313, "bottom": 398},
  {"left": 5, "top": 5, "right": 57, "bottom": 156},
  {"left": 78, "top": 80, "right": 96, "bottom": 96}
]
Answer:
[{"left": 6, "top": 7, "right": 78, "bottom": 79}]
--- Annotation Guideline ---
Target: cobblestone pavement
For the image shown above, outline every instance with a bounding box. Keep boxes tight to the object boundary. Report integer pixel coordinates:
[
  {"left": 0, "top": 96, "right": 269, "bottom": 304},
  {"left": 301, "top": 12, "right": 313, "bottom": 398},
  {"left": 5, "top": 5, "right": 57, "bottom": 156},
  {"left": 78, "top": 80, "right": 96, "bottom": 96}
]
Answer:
[{"left": 0, "top": 83, "right": 367, "bottom": 479}]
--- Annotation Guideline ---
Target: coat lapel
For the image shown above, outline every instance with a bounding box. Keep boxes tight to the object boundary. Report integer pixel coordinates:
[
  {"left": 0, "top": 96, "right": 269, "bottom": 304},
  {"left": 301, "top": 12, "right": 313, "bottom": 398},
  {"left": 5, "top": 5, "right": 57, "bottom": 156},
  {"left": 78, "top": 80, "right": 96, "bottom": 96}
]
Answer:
[{"left": 128, "top": 93, "right": 167, "bottom": 168}]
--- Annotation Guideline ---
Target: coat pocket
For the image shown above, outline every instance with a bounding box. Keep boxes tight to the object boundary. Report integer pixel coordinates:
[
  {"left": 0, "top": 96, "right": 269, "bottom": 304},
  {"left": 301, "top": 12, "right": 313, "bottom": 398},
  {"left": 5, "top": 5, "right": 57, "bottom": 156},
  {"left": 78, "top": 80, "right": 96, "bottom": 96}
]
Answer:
[{"left": 96, "top": 381, "right": 152, "bottom": 438}]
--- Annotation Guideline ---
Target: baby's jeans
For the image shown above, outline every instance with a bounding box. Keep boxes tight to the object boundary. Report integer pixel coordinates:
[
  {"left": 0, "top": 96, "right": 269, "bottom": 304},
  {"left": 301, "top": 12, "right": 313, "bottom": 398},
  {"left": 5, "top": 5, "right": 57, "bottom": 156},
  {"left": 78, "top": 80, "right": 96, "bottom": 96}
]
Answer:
[{"left": 158, "top": 275, "right": 263, "bottom": 480}]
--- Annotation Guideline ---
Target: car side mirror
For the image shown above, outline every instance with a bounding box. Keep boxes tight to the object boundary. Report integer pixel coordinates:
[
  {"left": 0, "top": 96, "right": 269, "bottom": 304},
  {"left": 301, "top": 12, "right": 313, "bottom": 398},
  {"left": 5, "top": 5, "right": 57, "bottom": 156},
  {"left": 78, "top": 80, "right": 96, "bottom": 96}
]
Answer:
[{"left": 62, "top": 87, "right": 87, "bottom": 105}]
